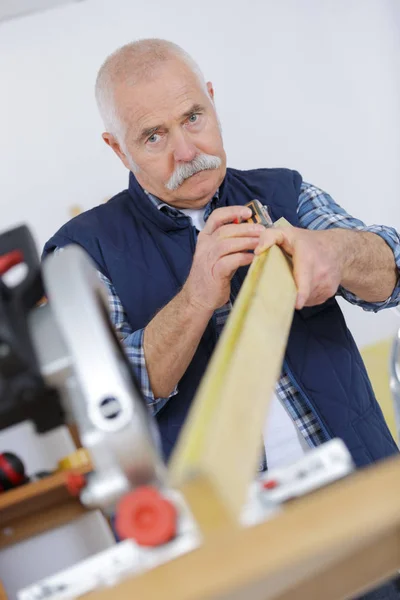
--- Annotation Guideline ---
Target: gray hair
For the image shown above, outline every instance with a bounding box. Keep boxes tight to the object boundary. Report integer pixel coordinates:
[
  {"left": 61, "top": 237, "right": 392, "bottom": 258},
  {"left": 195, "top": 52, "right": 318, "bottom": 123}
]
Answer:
[{"left": 95, "top": 39, "right": 208, "bottom": 145}]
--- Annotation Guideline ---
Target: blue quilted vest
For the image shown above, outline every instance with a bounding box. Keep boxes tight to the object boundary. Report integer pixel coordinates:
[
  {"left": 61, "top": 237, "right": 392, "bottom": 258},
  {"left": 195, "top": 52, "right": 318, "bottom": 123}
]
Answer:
[{"left": 43, "top": 167, "right": 398, "bottom": 468}]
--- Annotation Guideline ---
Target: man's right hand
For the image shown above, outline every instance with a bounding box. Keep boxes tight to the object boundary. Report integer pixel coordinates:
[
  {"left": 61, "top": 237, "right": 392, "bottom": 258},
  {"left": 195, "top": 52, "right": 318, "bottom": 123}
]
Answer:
[
  {"left": 145, "top": 206, "right": 265, "bottom": 398},
  {"left": 183, "top": 206, "right": 265, "bottom": 311}
]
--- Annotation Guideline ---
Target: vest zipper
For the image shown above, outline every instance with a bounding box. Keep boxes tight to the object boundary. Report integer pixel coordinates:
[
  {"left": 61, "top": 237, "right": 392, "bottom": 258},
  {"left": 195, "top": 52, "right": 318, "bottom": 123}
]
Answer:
[{"left": 283, "top": 359, "right": 333, "bottom": 443}]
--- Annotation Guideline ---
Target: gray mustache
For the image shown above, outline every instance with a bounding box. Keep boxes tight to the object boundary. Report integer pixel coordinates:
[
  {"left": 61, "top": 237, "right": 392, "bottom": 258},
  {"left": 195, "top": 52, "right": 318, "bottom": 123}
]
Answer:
[{"left": 165, "top": 154, "right": 222, "bottom": 191}]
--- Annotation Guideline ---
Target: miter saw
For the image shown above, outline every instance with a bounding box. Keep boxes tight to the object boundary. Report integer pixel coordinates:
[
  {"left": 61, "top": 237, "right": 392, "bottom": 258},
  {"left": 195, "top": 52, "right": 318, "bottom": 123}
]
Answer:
[
  {"left": 0, "top": 224, "right": 165, "bottom": 513},
  {"left": 0, "top": 224, "right": 355, "bottom": 600}
]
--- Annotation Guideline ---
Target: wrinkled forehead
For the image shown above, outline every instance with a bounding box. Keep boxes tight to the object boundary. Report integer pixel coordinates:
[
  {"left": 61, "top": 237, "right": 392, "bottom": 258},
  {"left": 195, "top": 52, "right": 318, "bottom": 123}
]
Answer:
[{"left": 114, "top": 60, "right": 211, "bottom": 139}]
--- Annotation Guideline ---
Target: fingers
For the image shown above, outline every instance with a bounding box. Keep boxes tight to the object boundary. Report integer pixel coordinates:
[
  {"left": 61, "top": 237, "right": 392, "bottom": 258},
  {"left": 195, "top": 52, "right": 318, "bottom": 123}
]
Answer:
[
  {"left": 214, "top": 252, "right": 255, "bottom": 280},
  {"left": 254, "top": 228, "right": 294, "bottom": 256},
  {"left": 244, "top": 225, "right": 337, "bottom": 310},
  {"left": 216, "top": 236, "right": 261, "bottom": 259},
  {"left": 215, "top": 222, "right": 265, "bottom": 240},
  {"left": 254, "top": 227, "right": 312, "bottom": 309},
  {"left": 203, "top": 206, "right": 252, "bottom": 235}
]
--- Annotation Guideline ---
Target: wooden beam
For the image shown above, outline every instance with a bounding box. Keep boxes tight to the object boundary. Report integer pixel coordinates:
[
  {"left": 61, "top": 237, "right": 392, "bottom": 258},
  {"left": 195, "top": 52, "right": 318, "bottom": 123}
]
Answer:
[
  {"left": 169, "top": 219, "right": 296, "bottom": 529},
  {"left": 274, "top": 528, "right": 400, "bottom": 600}
]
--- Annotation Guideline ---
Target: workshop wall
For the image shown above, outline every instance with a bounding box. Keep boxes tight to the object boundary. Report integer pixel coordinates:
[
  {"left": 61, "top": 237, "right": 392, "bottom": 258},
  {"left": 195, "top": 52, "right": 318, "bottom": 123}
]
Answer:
[
  {"left": 0, "top": 1, "right": 399, "bottom": 596},
  {"left": 0, "top": 0, "right": 400, "bottom": 349}
]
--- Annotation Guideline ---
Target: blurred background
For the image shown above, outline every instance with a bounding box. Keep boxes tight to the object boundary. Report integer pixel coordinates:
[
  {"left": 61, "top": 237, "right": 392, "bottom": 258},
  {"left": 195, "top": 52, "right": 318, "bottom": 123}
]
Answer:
[{"left": 0, "top": 0, "right": 399, "bottom": 597}]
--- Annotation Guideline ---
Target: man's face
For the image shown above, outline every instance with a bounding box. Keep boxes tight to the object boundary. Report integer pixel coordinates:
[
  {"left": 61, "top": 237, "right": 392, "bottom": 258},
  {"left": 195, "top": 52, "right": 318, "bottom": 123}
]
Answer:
[{"left": 105, "top": 59, "right": 227, "bottom": 209}]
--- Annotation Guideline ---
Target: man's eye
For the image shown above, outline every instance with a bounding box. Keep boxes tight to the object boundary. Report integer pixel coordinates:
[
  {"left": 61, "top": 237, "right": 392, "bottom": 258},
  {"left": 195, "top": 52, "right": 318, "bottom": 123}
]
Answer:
[
  {"left": 188, "top": 113, "right": 199, "bottom": 123},
  {"left": 147, "top": 134, "right": 159, "bottom": 144}
]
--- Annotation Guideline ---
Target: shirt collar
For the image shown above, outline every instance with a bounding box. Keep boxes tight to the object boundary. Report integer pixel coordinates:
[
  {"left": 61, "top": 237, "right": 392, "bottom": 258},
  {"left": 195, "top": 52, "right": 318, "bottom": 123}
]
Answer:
[{"left": 144, "top": 189, "right": 219, "bottom": 221}]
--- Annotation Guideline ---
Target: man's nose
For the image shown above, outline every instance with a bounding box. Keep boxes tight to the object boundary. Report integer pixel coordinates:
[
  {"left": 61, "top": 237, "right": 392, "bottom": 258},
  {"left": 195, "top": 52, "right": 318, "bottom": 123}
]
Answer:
[{"left": 172, "top": 130, "right": 197, "bottom": 163}]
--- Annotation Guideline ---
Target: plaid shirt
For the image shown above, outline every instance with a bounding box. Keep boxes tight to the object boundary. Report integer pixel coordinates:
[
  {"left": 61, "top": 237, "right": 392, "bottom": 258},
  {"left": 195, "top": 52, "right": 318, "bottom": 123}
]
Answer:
[{"left": 99, "top": 182, "right": 400, "bottom": 452}]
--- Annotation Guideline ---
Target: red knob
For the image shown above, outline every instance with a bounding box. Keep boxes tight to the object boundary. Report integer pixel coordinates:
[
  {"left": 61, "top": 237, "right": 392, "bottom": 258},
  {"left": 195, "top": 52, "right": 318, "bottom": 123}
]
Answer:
[{"left": 115, "top": 486, "right": 177, "bottom": 547}]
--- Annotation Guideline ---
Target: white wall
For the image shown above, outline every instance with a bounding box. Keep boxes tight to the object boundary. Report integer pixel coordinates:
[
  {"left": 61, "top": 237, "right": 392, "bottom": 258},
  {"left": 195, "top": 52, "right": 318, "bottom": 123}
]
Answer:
[
  {"left": 1, "top": 0, "right": 400, "bottom": 348},
  {"left": 0, "top": 0, "right": 400, "bottom": 347},
  {"left": 0, "top": 0, "right": 400, "bottom": 597}
]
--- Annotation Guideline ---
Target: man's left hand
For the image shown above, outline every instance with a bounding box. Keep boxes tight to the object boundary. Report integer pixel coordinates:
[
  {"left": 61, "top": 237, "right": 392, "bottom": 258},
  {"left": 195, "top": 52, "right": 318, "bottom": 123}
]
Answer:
[{"left": 255, "top": 226, "right": 346, "bottom": 310}]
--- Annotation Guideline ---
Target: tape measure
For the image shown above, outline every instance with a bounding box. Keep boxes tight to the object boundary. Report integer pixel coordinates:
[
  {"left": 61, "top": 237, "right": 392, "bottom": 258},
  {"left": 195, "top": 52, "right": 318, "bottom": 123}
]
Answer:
[{"left": 245, "top": 199, "right": 274, "bottom": 227}]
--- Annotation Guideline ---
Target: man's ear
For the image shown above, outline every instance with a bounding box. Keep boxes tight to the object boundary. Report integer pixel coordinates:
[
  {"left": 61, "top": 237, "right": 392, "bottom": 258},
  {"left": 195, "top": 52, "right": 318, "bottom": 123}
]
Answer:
[
  {"left": 207, "top": 81, "right": 215, "bottom": 101},
  {"left": 102, "top": 133, "right": 131, "bottom": 170}
]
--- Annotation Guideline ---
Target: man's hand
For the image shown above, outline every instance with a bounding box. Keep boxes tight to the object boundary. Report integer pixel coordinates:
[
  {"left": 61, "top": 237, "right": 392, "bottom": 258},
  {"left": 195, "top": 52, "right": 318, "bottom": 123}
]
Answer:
[
  {"left": 255, "top": 226, "right": 347, "bottom": 310},
  {"left": 184, "top": 206, "right": 265, "bottom": 311},
  {"left": 144, "top": 206, "right": 264, "bottom": 399}
]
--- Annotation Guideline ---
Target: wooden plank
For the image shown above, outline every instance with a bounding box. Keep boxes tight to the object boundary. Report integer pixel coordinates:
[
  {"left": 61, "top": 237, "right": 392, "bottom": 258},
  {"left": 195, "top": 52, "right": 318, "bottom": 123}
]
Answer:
[
  {"left": 86, "top": 455, "right": 400, "bottom": 600},
  {"left": 274, "top": 528, "right": 400, "bottom": 600},
  {"left": 0, "top": 467, "right": 90, "bottom": 548},
  {"left": 0, "top": 466, "right": 90, "bottom": 524},
  {"left": 170, "top": 219, "right": 296, "bottom": 526},
  {"left": 0, "top": 500, "right": 87, "bottom": 550},
  {"left": 178, "top": 475, "right": 238, "bottom": 537}
]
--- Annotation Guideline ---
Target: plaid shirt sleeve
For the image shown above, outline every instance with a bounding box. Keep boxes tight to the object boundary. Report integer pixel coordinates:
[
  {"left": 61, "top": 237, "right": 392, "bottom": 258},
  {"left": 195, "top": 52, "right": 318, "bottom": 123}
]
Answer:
[
  {"left": 298, "top": 182, "right": 400, "bottom": 312},
  {"left": 98, "top": 271, "right": 177, "bottom": 415}
]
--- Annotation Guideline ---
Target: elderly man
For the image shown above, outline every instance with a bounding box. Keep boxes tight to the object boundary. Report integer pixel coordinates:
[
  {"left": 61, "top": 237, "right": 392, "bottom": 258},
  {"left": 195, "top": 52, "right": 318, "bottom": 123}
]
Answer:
[{"left": 44, "top": 38, "right": 400, "bottom": 598}]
